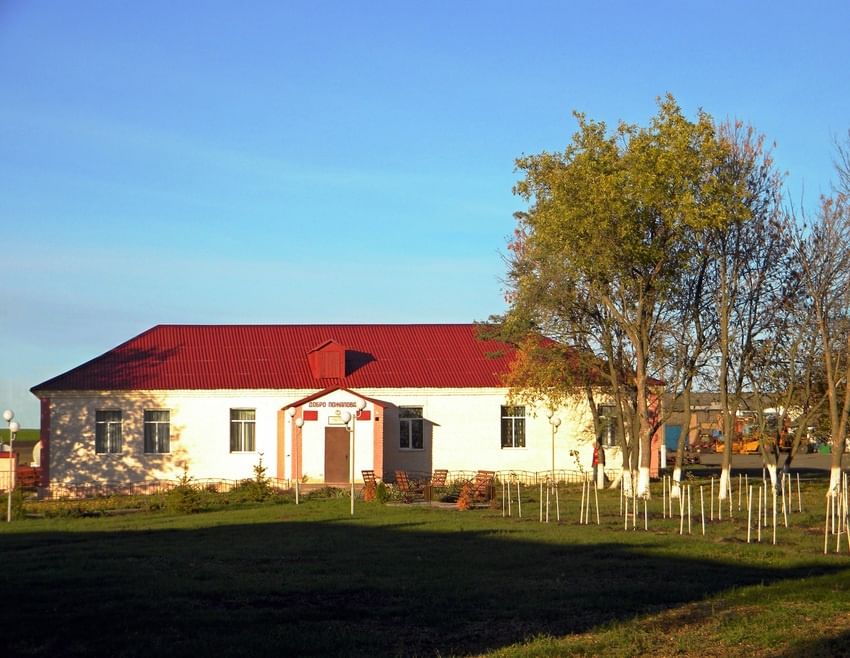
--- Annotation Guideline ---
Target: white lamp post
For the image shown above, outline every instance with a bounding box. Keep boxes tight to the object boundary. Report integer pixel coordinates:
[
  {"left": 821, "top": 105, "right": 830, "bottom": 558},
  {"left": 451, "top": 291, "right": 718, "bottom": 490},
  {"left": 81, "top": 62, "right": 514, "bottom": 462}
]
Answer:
[
  {"left": 287, "top": 407, "right": 297, "bottom": 481},
  {"left": 4, "top": 409, "right": 18, "bottom": 522},
  {"left": 294, "top": 413, "right": 304, "bottom": 505},
  {"left": 289, "top": 407, "right": 304, "bottom": 505},
  {"left": 342, "top": 399, "right": 367, "bottom": 517},
  {"left": 548, "top": 412, "right": 561, "bottom": 482}
]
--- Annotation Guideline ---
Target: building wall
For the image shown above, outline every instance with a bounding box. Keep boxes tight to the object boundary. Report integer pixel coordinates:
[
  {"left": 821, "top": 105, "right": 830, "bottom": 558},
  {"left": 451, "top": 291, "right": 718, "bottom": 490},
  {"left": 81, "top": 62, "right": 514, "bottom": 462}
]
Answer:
[
  {"left": 41, "top": 387, "right": 600, "bottom": 485},
  {"left": 363, "top": 388, "right": 598, "bottom": 478},
  {"left": 44, "top": 389, "right": 301, "bottom": 485}
]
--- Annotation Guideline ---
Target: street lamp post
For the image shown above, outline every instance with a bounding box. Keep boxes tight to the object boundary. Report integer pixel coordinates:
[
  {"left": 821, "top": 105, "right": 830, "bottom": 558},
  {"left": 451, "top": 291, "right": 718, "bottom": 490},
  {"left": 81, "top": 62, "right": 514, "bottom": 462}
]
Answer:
[
  {"left": 288, "top": 407, "right": 304, "bottom": 504},
  {"left": 547, "top": 410, "right": 561, "bottom": 482},
  {"left": 4, "top": 409, "right": 19, "bottom": 522},
  {"left": 342, "top": 399, "right": 367, "bottom": 517}
]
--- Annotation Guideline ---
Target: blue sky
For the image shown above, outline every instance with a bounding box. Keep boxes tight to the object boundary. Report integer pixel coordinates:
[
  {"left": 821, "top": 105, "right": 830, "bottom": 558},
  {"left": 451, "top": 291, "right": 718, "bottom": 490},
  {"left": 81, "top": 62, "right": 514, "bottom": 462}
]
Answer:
[{"left": 1, "top": 1, "right": 849, "bottom": 427}]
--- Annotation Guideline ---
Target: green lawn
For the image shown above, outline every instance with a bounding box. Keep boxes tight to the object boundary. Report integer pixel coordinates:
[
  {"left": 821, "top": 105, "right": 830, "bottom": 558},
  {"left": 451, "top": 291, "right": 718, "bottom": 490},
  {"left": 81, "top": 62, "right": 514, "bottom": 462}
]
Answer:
[
  {"left": 1, "top": 481, "right": 848, "bottom": 657},
  {"left": 0, "top": 427, "right": 40, "bottom": 443}
]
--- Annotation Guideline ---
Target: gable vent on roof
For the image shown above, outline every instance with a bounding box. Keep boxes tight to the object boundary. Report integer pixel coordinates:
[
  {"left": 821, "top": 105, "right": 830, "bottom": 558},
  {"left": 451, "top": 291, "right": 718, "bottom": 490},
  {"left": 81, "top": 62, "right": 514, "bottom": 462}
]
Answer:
[{"left": 307, "top": 340, "right": 346, "bottom": 380}]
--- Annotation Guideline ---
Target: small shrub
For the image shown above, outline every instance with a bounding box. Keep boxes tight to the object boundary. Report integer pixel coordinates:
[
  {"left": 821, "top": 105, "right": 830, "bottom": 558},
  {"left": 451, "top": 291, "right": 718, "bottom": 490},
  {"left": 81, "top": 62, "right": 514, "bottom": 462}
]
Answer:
[
  {"left": 305, "top": 486, "right": 349, "bottom": 500},
  {"left": 4, "top": 486, "right": 26, "bottom": 520},
  {"left": 375, "top": 481, "right": 390, "bottom": 504},
  {"left": 227, "top": 456, "right": 273, "bottom": 504},
  {"left": 166, "top": 467, "right": 205, "bottom": 514}
]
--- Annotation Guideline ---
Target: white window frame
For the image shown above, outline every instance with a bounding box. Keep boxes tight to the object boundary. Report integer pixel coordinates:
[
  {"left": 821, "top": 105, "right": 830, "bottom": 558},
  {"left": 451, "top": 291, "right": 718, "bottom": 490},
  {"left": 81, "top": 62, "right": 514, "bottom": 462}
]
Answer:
[
  {"left": 230, "top": 408, "right": 256, "bottom": 453},
  {"left": 399, "top": 406, "right": 424, "bottom": 451},
  {"left": 144, "top": 409, "right": 171, "bottom": 454},
  {"left": 501, "top": 405, "right": 525, "bottom": 449},
  {"left": 95, "top": 410, "right": 123, "bottom": 454}
]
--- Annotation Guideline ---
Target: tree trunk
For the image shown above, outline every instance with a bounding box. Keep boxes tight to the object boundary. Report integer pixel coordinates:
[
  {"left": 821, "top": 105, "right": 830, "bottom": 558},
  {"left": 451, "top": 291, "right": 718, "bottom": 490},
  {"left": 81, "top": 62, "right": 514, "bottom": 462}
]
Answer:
[{"left": 672, "top": 388, "right": 692, "bottom": 500}]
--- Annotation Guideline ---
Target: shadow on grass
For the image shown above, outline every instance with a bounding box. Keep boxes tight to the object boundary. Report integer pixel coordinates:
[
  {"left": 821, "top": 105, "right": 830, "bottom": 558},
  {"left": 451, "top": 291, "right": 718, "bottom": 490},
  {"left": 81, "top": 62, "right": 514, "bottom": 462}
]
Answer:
[
  {"left": 777, "top": 628, "right": 850, "bottom": 658},
  {"left": 0, "top": 508, "right": 843, "bottom": 657}
]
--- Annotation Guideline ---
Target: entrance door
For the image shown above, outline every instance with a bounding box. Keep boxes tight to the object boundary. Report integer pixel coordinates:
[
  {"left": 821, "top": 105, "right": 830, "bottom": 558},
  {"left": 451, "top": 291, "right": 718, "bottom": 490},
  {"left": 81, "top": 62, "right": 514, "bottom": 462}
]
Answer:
[{"left": 324, "top": 427, "right": 350, "bottom": 483}]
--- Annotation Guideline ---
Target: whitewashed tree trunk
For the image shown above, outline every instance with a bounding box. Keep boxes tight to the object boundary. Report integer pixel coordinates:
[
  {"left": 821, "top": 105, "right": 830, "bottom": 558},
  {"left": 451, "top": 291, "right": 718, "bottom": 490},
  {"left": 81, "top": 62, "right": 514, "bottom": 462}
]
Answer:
[
  {"left": 596, "top": 464, "right": 605, "bottom": 490},
  {"left": 637, "top": 465, "right": 651, "bottom": 499},
  {"left": 766, "top": 463, "right": 778, "bottom": 490},
  {"left": 828, "top": 465, "right": 842, "bottom": 495},
  {"left": 719, "top": 465, "right": 731, "bottom": 501},
  {"left": 621, "top": 469, "right": 633, "bottom": 497},
  {"left": 671, "top": 466, "right": 682, "bottom": 499}
]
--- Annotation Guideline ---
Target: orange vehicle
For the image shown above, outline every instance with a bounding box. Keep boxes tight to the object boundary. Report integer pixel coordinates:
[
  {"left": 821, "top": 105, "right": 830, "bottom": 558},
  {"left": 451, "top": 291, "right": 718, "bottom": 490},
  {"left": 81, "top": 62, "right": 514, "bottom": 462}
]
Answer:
[{"left": 712, "top": 410, "right": 787, "bottom": 454}]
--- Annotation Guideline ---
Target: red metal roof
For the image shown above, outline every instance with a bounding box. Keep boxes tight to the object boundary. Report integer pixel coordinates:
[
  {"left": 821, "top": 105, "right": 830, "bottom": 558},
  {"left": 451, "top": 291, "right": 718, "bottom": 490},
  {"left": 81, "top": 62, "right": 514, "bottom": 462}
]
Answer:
[{"left": 31, "top": 324, "right": 520, "bottom": 392}]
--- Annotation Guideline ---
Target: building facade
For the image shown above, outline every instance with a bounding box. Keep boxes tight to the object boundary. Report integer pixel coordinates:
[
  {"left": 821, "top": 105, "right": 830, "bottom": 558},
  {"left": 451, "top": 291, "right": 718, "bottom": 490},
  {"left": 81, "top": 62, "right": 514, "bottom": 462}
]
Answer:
[{"left": 32, "top": 324, "right": 608, "bottom": 487}]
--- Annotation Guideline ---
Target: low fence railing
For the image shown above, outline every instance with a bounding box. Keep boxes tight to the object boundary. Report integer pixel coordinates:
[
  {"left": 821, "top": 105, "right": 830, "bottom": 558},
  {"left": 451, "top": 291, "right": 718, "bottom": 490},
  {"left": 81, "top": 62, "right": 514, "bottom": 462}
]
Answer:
[{"left": 37, "top": 470, "right": 611, "bottom": 500}]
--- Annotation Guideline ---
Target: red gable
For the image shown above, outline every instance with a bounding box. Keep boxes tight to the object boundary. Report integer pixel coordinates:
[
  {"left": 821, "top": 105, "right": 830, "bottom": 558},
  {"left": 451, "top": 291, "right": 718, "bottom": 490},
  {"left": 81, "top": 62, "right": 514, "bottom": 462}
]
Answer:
[
  {"left": 307, "top": 340, "right": 346, "bottom": 379},
  {"left": 31, "top": 324, "right": 519, "bottom": 392}
]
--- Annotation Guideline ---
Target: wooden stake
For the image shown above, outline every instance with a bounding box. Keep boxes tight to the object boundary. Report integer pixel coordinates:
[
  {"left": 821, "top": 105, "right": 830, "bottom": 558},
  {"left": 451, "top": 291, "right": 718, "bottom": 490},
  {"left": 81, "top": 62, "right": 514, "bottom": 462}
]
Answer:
[
  {"left": 738, "top": 473, "right": 742, "bottom": 511},
  {"left": 663, "top": 475, "right": 667, "bottom": 519},
  {"left": 757, "top": 486, "right": 762, "bottom": 543},
  {"left": 687, "top": 485, "right": 692, "bottom": 535},
  {"left": 679, "top": 488, "right": 684, "bottom": 536},
  {"left": 844, "top": 479, "right": 850, "bottom": 552},
  {"left": 728, "top": 475, "right": 733, "bottom": 519},
  {"left": 632, "top": 480, "right": 637, "bottom": 530},
  {"left": 710, "top": 477, "right": 715, "bottom": 521},
  {"left": 763, "top": 483, "right": 768, "bottom": 527},
  {"left": 773, "top": 489, "right": 777, "bottom": 545},
  {"left": 555, "top": 482, "right": 560, "bottom": 522},
  {"left": 502, "top": 480, "right": 507, "bottom": 517},
  {"left": 824, "top": 493, "right": 830, "bottom": 554},
  {"left": 782, "top": 480, "right": 788, "bottom": 528},
  {"left": 796, "top": 473, "right": 802, "bottom": 513},
  {"left": 579, "top": 479, "right": 586, "bottom": 524},
  {"left": 517, "top": 481, "right": 522, "bottom": 518},
  {"left": 619, "top": 475, "right": 623, "bottom": 517},
  {"left": 539, "top": 481, "right": 543, "bottom": 523},
  {"left": 644, "top": 497, "right": 648, "bottom": 531},
  {"left": 747, "top": 485, "right": 752, "bottom": 543},
  {"left": 594, "top": 482, "right": 600, "bottom": 525},
  {"left": 700, "top": 485, "right": 705, "bottom": 536}
]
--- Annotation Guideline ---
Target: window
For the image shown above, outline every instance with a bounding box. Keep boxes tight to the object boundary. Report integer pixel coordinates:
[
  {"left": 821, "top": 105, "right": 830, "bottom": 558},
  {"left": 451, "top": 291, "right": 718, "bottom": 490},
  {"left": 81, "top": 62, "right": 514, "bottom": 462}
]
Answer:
[
  {"left": 399, "top": 407, "right": 424, "bottom": 450},
  {"left": 598, "top": 404, "right": 618, "bottom": 447},
  {"left": 95, "top": 410, "right": 122, "bottom": 454},
  {"left": 501, "top": 405, "right": 525, "bottom": 448},
  {"left": 144, "top": 410, "right": 170, "bottom": 453},
  {"left": 230, "top": 409, "right": 256, "bottom": 452}
]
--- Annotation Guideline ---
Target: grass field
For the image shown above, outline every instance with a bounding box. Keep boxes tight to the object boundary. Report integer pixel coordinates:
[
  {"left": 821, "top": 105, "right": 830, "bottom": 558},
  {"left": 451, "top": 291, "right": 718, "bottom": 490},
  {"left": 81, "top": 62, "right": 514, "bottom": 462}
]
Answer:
[
  {"left": 0, "top": 427, "right": 39, "bottom": 443},
  {"left": 1, "top": 479, "right": 849, "bottom": 657}
]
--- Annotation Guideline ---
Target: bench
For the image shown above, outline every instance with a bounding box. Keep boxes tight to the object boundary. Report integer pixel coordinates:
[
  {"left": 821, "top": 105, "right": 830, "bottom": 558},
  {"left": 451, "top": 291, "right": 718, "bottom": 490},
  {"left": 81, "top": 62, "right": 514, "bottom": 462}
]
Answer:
[
  {"left": 424, "top": 469, "right": 448, "bottom": 502},
  {"left": 361, "top": 469, "right": 377, "bottom": 501},
  {"left": 394, "top": 470, "right": 425, "bottom": 503},
  {"left": 472, "top": 470, "right": 496, "bottom": 503}
]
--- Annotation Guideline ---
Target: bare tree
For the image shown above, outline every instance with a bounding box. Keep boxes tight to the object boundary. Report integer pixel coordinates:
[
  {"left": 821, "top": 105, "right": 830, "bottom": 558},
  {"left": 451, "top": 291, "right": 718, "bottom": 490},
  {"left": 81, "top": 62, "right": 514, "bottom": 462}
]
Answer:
[
  {"left": 794, "top": 185, "right": 850, "bottom": 494},
  {"left": 709, "top": 122, "right": 789, "bottom": 500}
]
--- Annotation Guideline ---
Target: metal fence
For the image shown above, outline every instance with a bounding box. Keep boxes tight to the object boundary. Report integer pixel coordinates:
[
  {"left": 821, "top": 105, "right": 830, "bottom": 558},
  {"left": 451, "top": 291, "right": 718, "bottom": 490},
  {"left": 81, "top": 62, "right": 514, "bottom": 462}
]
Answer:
[{"left": 37, "top": 469, "right": 613, "bottom": 500}]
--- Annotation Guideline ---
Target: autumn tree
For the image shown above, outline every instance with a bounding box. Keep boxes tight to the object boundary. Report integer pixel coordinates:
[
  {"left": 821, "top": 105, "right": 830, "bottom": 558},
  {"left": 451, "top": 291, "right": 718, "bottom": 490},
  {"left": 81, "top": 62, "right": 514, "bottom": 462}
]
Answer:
[
  {"left": 505, "top": 95, "right": 745, "bottom": 498},
  {"left": 708, "top": 121, "right": 789, "bottom": 499},
  {"left": 492, "top": 237, "right": 638, "bottom": 490},
  {"left": 655, "top": 246, "right": 716, "bottom": 498},
  {"left": 794, "top": 140, "right": 850, "bottom": 492}
]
